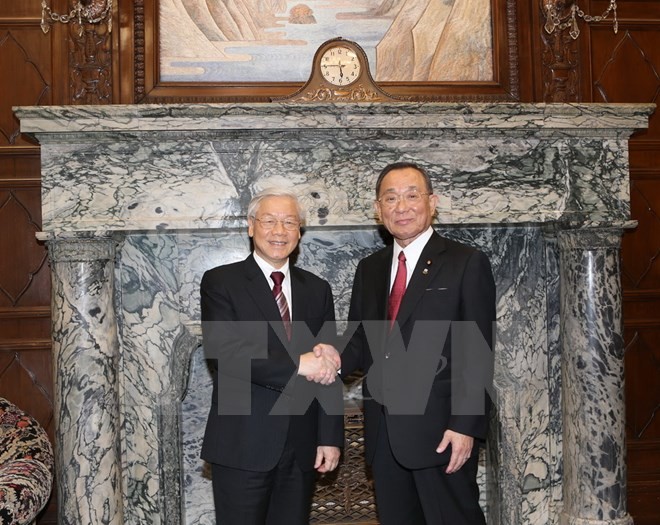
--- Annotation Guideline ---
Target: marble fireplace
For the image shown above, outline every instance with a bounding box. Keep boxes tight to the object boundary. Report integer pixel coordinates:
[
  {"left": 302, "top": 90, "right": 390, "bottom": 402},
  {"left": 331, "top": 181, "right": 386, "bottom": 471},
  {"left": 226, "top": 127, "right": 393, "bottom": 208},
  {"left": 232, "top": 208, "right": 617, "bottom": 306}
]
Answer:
[{"left": 16, "top": 102, "right": 653, "bottom": 525}]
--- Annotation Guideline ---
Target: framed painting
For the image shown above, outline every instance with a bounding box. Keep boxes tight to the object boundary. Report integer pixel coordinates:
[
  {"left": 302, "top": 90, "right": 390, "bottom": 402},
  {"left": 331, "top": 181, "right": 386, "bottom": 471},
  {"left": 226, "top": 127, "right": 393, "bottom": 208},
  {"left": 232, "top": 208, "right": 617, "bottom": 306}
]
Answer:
[{"left": 126, "top": 0, "right": 519, "bottom": 102}]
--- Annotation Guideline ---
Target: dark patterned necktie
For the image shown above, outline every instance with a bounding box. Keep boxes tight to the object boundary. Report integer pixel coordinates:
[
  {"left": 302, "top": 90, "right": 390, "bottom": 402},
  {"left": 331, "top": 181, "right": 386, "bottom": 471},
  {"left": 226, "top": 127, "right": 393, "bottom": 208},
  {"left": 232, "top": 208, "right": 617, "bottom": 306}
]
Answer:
[
  {"left": 387, "top": 251, "right": 407, "bottom": 329},
  {"left": 270, "top": 271, "right": 291, "bottom": 340}
]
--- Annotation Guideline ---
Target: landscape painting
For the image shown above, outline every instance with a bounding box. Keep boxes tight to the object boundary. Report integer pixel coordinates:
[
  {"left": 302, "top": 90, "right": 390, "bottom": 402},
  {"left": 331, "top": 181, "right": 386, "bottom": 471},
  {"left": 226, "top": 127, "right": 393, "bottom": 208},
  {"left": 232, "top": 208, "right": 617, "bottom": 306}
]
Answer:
[{"left": 159, "top": 0, "right": 494, "bottom": 83}]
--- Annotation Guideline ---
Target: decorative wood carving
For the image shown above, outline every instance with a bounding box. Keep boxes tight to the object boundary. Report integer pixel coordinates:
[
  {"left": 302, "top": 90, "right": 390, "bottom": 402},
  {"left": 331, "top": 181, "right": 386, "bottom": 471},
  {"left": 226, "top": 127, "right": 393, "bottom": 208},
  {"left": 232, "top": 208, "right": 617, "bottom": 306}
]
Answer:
[
  {"left": 67, "top": 6, "right": 113, "bottom": 104},
  {"left": 540, "top": 0, "right": 580, "bottom": 102},
  {"left": 505, "top": 0, "right": 521, "bottom": 101}
]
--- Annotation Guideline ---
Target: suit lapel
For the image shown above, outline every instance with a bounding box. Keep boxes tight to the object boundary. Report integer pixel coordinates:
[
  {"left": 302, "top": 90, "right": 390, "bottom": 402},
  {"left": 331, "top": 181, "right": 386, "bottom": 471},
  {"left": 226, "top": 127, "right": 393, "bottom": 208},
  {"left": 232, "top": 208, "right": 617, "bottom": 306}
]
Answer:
[
  {"left": 395, "top": 233, "right": 447, "bottom": 328},
  {"left": 290, "top": 268, "right": 306, "bottom": 322},
  {"left": 371, "top": 245, "right": 393, "bottom": 320},
  {"left": 243, "top": 255, "right": 282, "bottom": 322}
]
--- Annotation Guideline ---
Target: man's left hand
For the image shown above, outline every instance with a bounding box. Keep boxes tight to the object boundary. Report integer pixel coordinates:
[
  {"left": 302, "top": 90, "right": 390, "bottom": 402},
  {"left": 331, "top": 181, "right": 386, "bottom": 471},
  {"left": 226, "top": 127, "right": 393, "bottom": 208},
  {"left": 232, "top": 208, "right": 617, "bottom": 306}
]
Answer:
[
  {"left": 314, "top": 446, "right": 341, "bottom": 473},
  {"left": 305, "top": 344, "right": 341, "bottom": 383},
  {"left": 436, "top": 429, "right": 474, "bottom": 474},
  {"left": 313, "top": 344, "right": 341, "bottom": 369}
]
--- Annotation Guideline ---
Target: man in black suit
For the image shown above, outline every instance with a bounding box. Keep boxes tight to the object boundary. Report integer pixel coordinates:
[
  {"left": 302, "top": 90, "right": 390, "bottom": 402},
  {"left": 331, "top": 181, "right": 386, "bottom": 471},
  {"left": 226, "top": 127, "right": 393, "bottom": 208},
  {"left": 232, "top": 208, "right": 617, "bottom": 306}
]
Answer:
[
  {"left": 200, "top": 188, "right": 343, "bottom": 525},
  {"left": 322, "top": 162, "right": 495, "bottom": 524}
]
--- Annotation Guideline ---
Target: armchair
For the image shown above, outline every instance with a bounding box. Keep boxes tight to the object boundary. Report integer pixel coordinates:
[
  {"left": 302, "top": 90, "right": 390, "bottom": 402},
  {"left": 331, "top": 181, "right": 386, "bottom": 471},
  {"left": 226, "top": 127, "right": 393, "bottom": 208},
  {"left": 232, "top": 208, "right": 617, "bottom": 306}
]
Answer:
[{"left": 0, "top": 397, "right": 54, "bottom": 524}]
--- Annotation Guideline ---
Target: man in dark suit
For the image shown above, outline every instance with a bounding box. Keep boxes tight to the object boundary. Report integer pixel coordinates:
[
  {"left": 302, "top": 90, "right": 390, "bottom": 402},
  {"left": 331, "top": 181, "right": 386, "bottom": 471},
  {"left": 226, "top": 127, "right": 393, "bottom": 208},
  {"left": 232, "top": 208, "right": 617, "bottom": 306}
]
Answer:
[
  {"left": 324, "top": 162, "right": 495, "bottom": 524},
  {"left": 200, "top": 188, "right": 343, "bottom": 525}
]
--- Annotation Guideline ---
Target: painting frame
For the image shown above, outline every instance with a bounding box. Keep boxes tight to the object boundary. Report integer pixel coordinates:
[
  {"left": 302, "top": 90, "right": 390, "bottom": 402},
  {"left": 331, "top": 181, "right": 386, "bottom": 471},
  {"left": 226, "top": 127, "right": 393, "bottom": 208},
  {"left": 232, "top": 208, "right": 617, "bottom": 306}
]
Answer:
[{"left": 126, "top": 0, "right": 520, "bottom": 103}]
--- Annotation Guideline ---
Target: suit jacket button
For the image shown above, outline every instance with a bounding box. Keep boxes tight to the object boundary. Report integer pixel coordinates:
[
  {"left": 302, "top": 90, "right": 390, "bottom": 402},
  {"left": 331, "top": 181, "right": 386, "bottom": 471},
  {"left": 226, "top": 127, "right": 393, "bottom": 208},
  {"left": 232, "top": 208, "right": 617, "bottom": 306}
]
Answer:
[{"left": 384, "top": 353, "right": 390, "bottom": 359}]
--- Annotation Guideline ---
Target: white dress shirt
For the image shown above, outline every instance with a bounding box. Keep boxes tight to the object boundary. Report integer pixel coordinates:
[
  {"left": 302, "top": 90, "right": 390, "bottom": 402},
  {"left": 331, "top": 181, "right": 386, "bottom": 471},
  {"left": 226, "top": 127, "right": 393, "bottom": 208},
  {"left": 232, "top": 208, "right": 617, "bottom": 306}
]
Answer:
[
  {"left": 253, "top": 252, "right": 293, "bottom": 318},
  {"left": 389, "top": 226, "right": 434, "bottom": 291}
]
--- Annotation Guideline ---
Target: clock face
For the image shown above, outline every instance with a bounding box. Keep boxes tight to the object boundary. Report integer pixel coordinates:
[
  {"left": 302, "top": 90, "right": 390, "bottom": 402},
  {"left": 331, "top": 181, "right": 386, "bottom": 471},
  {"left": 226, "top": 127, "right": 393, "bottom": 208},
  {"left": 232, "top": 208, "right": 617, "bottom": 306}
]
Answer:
[{"left": 320, "top": 45, "right": 362, "bottom": 86}]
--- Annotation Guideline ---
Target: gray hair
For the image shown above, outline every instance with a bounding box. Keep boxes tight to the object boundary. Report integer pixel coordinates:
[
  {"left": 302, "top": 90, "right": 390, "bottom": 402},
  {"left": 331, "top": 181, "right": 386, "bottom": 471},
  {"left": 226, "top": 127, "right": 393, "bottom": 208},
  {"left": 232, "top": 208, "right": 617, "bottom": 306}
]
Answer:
[
  {"left": 247, "top": 187, "right": 305, "bottom": 222},
  {"left": 376, "top": 162, "right": 433, "bottom": 197}
]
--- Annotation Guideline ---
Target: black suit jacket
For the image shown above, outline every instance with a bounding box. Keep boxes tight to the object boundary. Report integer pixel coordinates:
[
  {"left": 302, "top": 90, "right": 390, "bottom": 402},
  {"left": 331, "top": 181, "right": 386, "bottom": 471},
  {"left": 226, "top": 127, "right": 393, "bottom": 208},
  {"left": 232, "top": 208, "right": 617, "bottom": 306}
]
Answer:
[
  {"left": 200, "top": 254, "right": 343, "bottom": 472},
  {"left": 342, "top": 232, "right": 495, "bottom": 469}
]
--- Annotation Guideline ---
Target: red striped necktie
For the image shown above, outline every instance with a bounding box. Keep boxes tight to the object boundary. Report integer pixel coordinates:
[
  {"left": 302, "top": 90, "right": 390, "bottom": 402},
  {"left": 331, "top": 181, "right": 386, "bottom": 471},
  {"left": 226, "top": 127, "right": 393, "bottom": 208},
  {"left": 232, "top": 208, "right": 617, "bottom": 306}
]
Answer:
[
  {"left": 387, "top": 251, "right": 407, "bottom": 329},
  {"left": 270, "top": 271, "right": 292, "bottom": 340}
]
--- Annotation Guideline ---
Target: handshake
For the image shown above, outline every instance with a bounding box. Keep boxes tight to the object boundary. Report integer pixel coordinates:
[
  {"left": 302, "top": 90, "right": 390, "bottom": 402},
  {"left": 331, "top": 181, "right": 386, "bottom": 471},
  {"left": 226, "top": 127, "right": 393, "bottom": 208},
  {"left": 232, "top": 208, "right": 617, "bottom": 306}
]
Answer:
[{"left": 298, "top": 344, "right": 341, "bottom": 385}]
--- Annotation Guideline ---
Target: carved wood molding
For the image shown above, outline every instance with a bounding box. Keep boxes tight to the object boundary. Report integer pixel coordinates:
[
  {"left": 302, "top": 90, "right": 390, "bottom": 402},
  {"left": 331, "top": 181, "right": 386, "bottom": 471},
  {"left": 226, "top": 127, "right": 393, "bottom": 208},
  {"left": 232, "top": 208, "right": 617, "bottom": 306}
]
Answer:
[
  {"left": 134, "top": 0, "right": 146, "bottom": 102},
  {"left": 540, "top": 0, "right": 581, "bottom": 102},
  {"left": 281, "top": 84, "right": 393, "bottom": 102},
  {"left": 506, "top": 0, "right": 521, "bottom": 101},
  {"left": 0, "top": 339, "right": 53, "bottom": 351},
  {"left": 67, "top": 0, "right": 113, "bottom": 104}
]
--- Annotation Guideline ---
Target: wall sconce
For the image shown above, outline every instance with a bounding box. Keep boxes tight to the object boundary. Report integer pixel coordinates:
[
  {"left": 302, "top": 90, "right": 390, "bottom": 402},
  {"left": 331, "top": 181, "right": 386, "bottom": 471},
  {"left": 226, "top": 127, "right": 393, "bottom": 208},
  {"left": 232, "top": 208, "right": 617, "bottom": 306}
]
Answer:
[
  {"left": 544, "top": 0, "right": 618, "bottom": 39},
  {"left": 41, "top": 0, "right": 113, "bottom": 35}
]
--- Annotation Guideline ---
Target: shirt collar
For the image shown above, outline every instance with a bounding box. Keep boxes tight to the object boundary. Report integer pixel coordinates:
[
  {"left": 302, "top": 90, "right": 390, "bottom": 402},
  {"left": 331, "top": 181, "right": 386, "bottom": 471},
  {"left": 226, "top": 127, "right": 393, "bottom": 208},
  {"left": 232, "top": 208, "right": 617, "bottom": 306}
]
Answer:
[
  {"left": 393, "top": 226, "right": 434, "bottom": 261},
  {"left": 253, "top": 252, "right": 290, "bottom": 282}
]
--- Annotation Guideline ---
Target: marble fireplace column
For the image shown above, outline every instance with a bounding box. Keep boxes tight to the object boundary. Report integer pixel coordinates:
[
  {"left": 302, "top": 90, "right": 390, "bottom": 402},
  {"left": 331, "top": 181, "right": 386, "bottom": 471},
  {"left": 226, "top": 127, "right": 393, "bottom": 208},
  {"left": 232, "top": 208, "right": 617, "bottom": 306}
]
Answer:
[
  {"left": 558, "top": 227, "right": 632, "bottom": 525},
  {"left": 47, "top": 236, "right": 123, "bottom": 525}
]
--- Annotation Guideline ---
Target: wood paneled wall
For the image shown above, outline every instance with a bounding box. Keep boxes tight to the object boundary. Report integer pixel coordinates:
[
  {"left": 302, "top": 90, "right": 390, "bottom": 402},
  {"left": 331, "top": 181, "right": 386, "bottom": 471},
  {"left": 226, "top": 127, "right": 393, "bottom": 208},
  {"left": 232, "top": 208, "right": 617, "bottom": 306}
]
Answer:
[
  {"left": 0, "top": 2, "right": 56, "bottom": 521},
  {"left": 0, "top": 1, "right": 658, "bottom": 523}
]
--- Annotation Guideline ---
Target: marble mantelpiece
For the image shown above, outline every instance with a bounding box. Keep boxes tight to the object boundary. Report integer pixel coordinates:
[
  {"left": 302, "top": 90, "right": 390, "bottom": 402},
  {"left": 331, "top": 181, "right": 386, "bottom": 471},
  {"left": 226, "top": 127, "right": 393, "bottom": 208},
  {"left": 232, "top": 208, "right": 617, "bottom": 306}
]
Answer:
[{"left": 16, "top": 102, "right": 654, "bottom": 525}]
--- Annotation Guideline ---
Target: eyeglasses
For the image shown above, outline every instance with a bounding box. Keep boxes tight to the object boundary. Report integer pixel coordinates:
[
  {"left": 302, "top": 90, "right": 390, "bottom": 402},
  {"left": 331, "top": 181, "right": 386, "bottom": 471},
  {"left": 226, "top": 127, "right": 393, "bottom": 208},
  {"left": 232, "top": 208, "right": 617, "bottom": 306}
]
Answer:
[
  {"left": 253, "top": 217, "right": 301, "bottom": 231},
  {"left": 377, "top": 190, "right": 431, "bottom": 208}
]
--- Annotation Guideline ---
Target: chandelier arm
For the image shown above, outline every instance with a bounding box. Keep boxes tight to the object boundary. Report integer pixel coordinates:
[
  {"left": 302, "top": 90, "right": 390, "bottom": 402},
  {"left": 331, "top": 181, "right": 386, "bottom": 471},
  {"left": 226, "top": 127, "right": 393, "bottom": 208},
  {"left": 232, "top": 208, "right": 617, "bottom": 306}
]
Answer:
[
  {"left": 40, "top": 0, "right": 113, "bottom": 34},
  {"left": 543, "top": 0, "right": 619, "bottom": 39}
]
